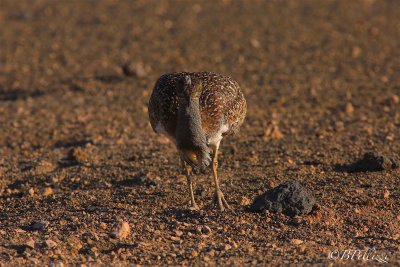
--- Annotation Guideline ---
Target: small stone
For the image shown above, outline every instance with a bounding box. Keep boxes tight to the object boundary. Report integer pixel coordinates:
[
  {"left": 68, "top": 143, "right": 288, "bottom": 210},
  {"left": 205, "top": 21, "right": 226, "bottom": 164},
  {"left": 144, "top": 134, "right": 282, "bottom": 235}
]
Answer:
[
  {"left": 28, "top": 188, "right": 35, "bottom": 197},
  {"left": 66, "top": 236, "right": 82, "bottom": 251},
  {"left": 345, "top": 102, "right": 354, "bottom": 114},
  {"left": 346, "top": 152, "right": 398, "bottom": 172},
  {"left": 250, "top": 38, "right": 261, "bottom": 48},
  {"left": 335, "top": 121, "right": 345, "bottom": 132},
  {"left": 45, "top": 239, "right": 58, "bottom": 248},
  {"left": 232, "top": 241, "right": 238, "bottom": 249},
  {"left": 41, "top": 187, "right": 53, "bottom": 196},
  {"left": 99, "top": 222, "right": 107, "bottom": 230},
  {"left": 263, "top": 122, "right": 284, "bottom": 140},
  {"left": 383, "top": 190, "right": 390, "bottom": 199},
  {"left": 291, "top": 239, "right": 303, "bottom": 246},
  {"left": 122, "top": 62, "right": 149, "bottom": 78},
  {"left": 31, "top": 220, "right": 49, "bottom": 231},
  {"left": 191, "top": 250, "right": 199, "bottom": 257},
  {"left": 174, "top": 230, "right": 183, "bottom": 237},
  {"left": 170, "top": 236, "right": 181, "bottom": 241},
  {"left": 68, "top": 147, "right": 89, "bottom": 164},
  {"left": 110, "top": 221, "right": 130, "bottom": 239},
  {"left": 35, "top": 160, "right": 55, "bottom": 174},
  {"left": 202, "top": 226, "right": 212, "bottom": 235},
  {"left": 164, "top": 20, "right": 173, "bottom": 29},
  {"left": 25, "top": 239, "right": 35, "bottom": 249},
  {"left": 352, "top": 46, "right": 362, "bottom": 58},
  {"left": 391, "top": 94, "right": 399, "bottom": 105},
  {"left": 51, "top": 261, "right": 64, "bottom": 267},
  {"left": 239, "top": 196, "right": 251, "bottom": 206},
  {"left": 223, "top": 244, "right": 231, "bottom": 250}
]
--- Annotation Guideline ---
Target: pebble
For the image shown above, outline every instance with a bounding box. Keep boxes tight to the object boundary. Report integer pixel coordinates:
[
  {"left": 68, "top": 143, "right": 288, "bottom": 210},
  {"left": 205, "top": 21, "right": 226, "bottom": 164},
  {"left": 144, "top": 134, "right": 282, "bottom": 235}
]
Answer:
[
  {"left": 191, "top": 250, "right": 199, "bottom": 257},
  {"left": 35, "top": 160, "right": 55, "bottom": 174},
  {"left": 45, "top": 239, "right": 58, "bottom": 248},
  {"left": 291, "top": 239, "right": 303, "bottom": 246},
  {"left": 239, "top": 196, "right": 251, "bottom": 206},
  {"left": 174, "top": 230, "right": 183, "bottom": 237},
  {"left": 122, "top": 62, "right": 149, "bottom": 78},
  {"left": 68, "top": 147, "right": 89, "bottom": 164},
  {"left": 345, "top": 102, "right": 354, "bottom": 114},
  {"left": 41, "top": 187, "right": 54, "bottom": 196},
  {"left": 28, "top": 188, "right": 35, "bottom": 197},
  {"left": 391, "top": 94, "right": 399, "bottom": 105},
  {"left": 25, "top": 239, "right": 35, "bottom": 249},
  {"left": 383, "top": 190, "right": 390, "bottom": 199},
  {"left": 263, "top": 122, "right": 284, "bottom": 140},
  {"left": 110, "top": 221, "right": 130, "bottom": 239},
  {"left": 352, "top": 46, "right": 362, "bottom": 58},
  {"left": 31, "top": 220, "right": 49, "bottom": 231}
]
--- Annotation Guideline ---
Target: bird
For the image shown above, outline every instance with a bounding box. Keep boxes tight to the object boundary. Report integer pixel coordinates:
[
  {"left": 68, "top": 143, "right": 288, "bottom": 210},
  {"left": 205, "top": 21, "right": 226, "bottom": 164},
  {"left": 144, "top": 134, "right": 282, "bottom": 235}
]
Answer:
[{"left": 148, "top": 72, "right": 247, "bottom": 211}]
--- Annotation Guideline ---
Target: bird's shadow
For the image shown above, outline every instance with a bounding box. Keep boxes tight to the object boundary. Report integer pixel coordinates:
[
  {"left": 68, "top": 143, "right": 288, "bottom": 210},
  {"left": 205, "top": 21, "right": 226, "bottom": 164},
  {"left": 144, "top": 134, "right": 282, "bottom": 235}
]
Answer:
[
  {"left": 158, "top": 208, "right": 206, "bottom": 221},
  {"left": 99, "top": 243, "right": 139, "bottom": 254},
  {"left": 0, "top": 87, "right": 44, "bottom": 101}
]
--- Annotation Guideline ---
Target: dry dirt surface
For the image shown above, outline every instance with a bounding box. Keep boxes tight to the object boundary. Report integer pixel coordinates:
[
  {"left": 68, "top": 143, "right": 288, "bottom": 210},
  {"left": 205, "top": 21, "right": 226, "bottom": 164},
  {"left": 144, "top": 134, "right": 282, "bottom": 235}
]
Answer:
[{"left": 0, "top": 0, "right": 399, "bottom": 266}]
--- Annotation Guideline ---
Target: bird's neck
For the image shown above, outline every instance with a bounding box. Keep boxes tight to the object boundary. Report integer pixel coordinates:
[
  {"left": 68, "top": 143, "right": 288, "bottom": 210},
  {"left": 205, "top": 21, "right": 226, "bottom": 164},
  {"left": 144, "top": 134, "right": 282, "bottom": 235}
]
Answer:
[{"left": 176, "top": 97, "right": 207, "bottom": 156}]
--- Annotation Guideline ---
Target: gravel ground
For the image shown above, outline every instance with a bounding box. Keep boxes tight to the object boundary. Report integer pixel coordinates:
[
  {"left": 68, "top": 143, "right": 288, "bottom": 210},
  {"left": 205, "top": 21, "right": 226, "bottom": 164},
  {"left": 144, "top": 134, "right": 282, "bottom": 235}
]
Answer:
[{"left": 0, "top": 0, "right": 399, "bottom": 266}]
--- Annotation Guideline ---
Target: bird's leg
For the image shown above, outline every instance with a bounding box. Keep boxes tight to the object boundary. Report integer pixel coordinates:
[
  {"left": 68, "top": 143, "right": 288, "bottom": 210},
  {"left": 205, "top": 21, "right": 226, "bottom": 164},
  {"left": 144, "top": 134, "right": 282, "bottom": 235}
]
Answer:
[
  {"left": 211, "top": 145, "right": 231, "bottom": 211},
  {"left": 181, "top": 158, "right": 199, "bottom": 210}
]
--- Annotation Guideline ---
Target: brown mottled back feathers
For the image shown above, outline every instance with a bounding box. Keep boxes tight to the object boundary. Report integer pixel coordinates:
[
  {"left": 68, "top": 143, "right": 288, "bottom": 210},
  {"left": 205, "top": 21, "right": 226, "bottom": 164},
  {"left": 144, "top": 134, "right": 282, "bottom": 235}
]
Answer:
[{"left": 148, "top": 72, "right": 247, "bottom": 141}]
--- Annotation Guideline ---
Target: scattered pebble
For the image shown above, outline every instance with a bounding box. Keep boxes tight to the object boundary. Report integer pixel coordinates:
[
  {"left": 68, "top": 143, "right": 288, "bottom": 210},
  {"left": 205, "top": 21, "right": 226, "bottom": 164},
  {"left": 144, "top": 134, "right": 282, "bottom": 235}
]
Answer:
[
  {"left": 291, "top": 239, "right": 303, "bottom": 246},
  {"left": 191, "top": 250, "right": 199, "bottom": 257},
  {"left": 346, "top": 152, "right": 398, "bottom": 172},
  {"left": 239, "top": 196, "right": 251, "bottom": 206},
  {"left": 263, "top": 121, "right": 284, "bottom": 140},
  {"left": 352, "top": 46, "right": 362, "bottom": 58},
  {"left": 31, "top": 220, "right": 49, "bottom": 231},
  {"left": 45, "top": 239, "right": 58, "bottom": 248},
  {"left": 250, "top": 38, "right": 261, "bottom": 49},
  {"left": 35, "top": 160, "right": 55, "bottom": 174},
  {"left": 110, "top": 221, "right": 130, "bottom": 239},
  {"left": 249, "top": 180, "right": 315, "bottom": 216},
  {"left": 174, "top": 230, "right": 183, "bottom": 237},
  {"left": 25, "top": 239, "right": 35, "bottom": 249},
  {"left": 68, "top": 147, "right": 89, "bottom": 164},
  {"left": 383, "top": 190, "right": 390, "bottom": 199},
  {"left": 41, "top": 187, "right": 54, "bottom": 197},
  {"left": 28, "top": 188, "right": 35, "bottom": 197},
  {"left": 122, "top": 62, "right": 149, "bottom": 78},
  {"left": 390, "top": 94, "right": 399, "bottom": 105},
  {"left": 345, "top": 102, "right": 354, "bottom": 114}
]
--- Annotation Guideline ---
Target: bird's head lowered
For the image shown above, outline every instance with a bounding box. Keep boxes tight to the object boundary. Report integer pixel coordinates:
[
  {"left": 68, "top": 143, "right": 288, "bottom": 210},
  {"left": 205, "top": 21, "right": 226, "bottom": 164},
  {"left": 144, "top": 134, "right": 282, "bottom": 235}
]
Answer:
[
  {"left": 176, "top": 75, "right": 203, "bottom": 100},
  {"left": 176, "top": 75, "right": 211, "bottom": 170}
]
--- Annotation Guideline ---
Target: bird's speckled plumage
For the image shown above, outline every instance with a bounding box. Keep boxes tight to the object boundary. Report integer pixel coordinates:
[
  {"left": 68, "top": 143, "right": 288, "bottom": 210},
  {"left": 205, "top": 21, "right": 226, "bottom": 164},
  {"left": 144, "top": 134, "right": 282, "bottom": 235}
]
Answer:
[
  {"left": 148, "top": 71, "right": 246, "bottom": 211},
  {"left": 148, "top": 72, "right": 247, "bottom": 150}
]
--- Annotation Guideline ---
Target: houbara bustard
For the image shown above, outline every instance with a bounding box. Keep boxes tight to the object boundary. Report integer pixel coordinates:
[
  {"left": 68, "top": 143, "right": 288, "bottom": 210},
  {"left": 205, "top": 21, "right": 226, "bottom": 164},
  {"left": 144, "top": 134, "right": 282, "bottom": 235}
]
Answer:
[{"left": 148, "top": 72, "right": 246, "bottom": 211}]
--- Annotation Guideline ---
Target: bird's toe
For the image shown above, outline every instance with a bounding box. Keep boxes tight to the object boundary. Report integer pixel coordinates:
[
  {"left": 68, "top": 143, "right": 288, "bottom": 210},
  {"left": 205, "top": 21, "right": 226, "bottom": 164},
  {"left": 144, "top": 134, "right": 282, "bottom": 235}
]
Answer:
[{"left": 212, "top": 190, "right": 232, "bottom": 211}]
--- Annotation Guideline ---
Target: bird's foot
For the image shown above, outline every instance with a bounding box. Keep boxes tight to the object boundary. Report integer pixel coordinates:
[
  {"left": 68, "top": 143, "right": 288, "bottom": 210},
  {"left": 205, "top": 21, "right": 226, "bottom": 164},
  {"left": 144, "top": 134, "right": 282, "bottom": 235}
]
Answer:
[
  {"left": 188, "top": 201, "right": 200, "bottom": 211},
  {"left": 212, "top": 190, "right": 232, "bottom": 211}
]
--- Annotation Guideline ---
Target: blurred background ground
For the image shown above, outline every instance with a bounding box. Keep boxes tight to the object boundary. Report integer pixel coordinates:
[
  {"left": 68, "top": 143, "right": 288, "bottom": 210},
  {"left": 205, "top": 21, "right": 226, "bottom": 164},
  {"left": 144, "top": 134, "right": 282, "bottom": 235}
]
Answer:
[{"left": 0, "top": 0, "right": 399, "bottom": 265}]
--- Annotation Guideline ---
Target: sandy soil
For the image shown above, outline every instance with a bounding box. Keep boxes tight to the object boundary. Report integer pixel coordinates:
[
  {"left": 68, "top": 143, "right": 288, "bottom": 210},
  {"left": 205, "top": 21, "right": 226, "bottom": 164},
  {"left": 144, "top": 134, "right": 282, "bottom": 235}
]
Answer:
[{"left": 0, "top": 0, "right": 399, "bottom": 266}]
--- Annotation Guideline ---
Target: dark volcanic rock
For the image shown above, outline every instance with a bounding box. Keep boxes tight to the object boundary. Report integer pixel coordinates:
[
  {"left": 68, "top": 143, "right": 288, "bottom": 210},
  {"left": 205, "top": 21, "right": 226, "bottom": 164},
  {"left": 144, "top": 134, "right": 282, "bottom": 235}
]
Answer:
[
  {"left": 346, "top": 152, "right": 398, "bottom": 172},
  {"left": 249, "top": 181, "right": 315, "bottom": 217}
]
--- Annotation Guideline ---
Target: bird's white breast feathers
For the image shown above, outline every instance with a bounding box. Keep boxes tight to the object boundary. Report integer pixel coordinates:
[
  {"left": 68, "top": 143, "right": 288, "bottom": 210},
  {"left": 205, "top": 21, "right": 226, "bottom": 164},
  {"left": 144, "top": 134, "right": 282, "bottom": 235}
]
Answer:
[{"left": 207, "top": 123, "right": 229, "bottom": 148}]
